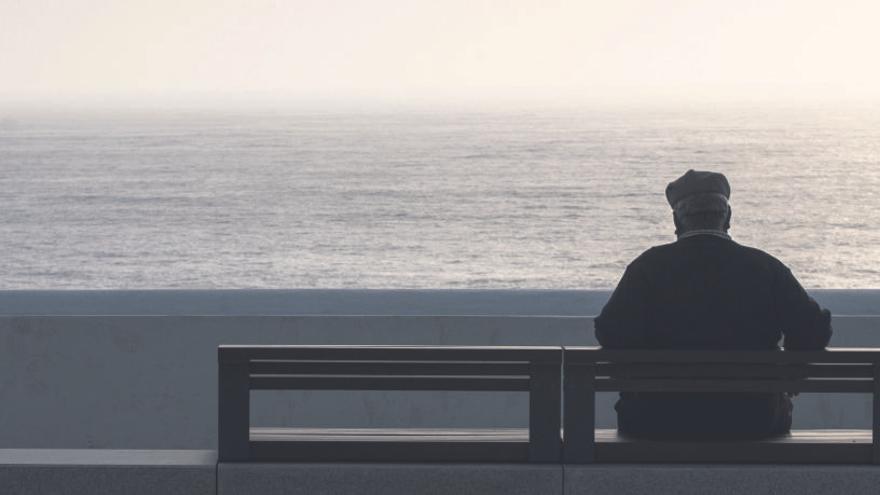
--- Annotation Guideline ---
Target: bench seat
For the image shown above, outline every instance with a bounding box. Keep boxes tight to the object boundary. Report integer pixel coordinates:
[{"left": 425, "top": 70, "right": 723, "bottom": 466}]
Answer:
[
  {"left": 249, "top": 427, "right": 873, "bottom": 464},
  {"left": 252, "top": 427, "right": 529, "bottom": 442},
  {"left": 247, "top": 427, "right": 530, "bottom": 462},
  {"left": 595, "top": 428, "right": 872, "bottom": 463}
]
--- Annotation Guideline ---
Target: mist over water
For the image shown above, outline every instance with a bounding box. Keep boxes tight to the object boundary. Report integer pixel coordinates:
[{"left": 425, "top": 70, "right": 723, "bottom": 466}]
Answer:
[{"left": 1, "top": 105, "right": 878, "bottom": 289}]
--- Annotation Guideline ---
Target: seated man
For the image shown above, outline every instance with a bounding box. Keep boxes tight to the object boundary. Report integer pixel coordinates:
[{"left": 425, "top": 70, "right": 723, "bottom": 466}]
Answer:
[{"left": 595, "top": 170, "right": 832, "bottom": 439}]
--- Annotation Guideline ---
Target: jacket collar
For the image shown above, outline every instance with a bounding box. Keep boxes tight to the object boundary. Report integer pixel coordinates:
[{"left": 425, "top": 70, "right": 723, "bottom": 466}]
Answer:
[{"left": 677, "top": 229, "right": 732, "bottom": 241}]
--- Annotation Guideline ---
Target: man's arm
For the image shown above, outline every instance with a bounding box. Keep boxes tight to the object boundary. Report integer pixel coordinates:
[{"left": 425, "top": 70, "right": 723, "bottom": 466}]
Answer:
[
  {"left": 775, "top": 267, "right": 832, "bottom": 350},
  {"left": 595, "top": 263, "right": 650, "bottom": 348}
]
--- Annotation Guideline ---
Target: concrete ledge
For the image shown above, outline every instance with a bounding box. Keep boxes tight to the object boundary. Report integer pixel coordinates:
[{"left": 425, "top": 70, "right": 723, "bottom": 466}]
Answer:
[
  {"left": 564, "top": 465, "right": 880, "bottom": 495},
  {"left": 1, "top": 289, "right": 877, "bottom": 316},
  {"left": 0, "top": 289, "right": 597, "bottom": 316},
  {"left": 5, "top": 451, "right": 880, "bottom": 495},
  {"left": 0, "top": 449, "right": 216, "bottom": 495},
  {"left": 218, "top": 463, "right": 563, "bottom": 495}
]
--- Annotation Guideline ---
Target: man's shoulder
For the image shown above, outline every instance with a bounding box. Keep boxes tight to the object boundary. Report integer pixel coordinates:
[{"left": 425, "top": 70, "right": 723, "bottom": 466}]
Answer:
[
  {"left": 633, "top": 238, "right": 789, "bottom": 270},
  {"left": 627, "top": 242, "right": 675, "bottom": 268},
  {"left": 727, "top": 241, "right": 791, "bottom": 271}
]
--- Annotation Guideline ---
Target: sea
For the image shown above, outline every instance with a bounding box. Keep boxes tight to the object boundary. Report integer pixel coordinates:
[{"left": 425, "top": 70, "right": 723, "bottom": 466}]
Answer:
[{"left": 1, "top": 104, "right": 878, "bottom": 289}]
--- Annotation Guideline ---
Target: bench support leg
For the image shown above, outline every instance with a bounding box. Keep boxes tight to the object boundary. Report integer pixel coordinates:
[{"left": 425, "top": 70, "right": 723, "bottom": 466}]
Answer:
[
  {"left": 219, "top": 360, "right": 250, "bottom": 461},
  {"left": 874, "top": 364, "right": 879, "bottom": 464},
  {"left": 564, "top": 363, "right": 595, "bottom": 463},
  {"left": 528, "top": 361, "right": 562, "bottom": 462}
]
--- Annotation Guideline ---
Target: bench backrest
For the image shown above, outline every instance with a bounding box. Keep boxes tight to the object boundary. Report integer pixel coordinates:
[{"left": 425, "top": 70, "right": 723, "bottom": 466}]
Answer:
[
  {"left": 218, "top": 345, "right": 562, "bottom": 462},
  {"left": 563, "top": 347, "right": 880, "bottom": 464}
]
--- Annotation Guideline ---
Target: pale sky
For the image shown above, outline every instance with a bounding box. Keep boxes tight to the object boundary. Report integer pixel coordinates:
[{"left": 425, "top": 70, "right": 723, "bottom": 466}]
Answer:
[{"left": 2, "top": 0, "right": 879, "bottom": 105}]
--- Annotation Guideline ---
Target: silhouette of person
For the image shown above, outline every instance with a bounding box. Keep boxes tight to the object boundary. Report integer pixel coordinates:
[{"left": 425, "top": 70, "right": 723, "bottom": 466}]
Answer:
[{"left": 594, "top": 170, "right": 832, "bottom": 439}]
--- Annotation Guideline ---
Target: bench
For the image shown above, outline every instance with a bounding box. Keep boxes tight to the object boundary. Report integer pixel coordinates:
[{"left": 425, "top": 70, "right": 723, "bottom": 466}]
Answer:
[
  {"left": 563, "top": 346, "right": 880, "bottom": 464},
  {"left": 218, "top": 345, "right": 563, "bottom": 463}
]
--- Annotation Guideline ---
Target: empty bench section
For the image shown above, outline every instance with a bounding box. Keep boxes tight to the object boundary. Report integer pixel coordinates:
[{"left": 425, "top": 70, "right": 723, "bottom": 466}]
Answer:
[{"left": 218, "top": 345, "right": 562, "bottom": 462}]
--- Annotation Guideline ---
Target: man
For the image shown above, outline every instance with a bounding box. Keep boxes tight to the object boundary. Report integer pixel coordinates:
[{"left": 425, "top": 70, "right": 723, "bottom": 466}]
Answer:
[{"left": 594, "top": 170, "right": 832, "bottom": 439}]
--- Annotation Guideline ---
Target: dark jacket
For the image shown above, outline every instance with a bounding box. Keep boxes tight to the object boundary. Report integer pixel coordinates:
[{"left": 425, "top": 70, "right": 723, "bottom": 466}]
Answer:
[{"left": 594, "top": 234, "right": 832, "bottom": 439}]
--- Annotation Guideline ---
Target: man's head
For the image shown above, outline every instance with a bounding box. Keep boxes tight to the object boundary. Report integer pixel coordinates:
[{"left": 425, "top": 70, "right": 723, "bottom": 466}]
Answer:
[{"left": 665, "top": 170, "right": 732, "bottom": 235}]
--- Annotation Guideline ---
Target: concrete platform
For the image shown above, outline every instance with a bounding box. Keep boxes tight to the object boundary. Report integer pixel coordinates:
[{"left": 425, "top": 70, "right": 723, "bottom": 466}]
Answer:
[
  {"left": 4, "top": 450, "right": 880, "bottom": 495},
  {"left": 218, "top": 463, "right": 563, "bottom": 495},
  {"left": 0, "top": 449, "right": 216, "bottom": 495},
  {"left": 564, "top": 464, "right": 880, "bottom": 495}
]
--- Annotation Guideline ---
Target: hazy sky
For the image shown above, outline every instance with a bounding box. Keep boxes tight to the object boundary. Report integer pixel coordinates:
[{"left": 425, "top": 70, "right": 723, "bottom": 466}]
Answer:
[{"left": 2, "top": 0, "right": 879, "bottom": 104}]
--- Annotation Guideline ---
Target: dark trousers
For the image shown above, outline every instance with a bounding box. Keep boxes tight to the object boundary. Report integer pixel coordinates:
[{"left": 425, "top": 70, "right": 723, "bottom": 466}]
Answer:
[{"left": 616, "top": 392, "right": 793, "bottom": 440}]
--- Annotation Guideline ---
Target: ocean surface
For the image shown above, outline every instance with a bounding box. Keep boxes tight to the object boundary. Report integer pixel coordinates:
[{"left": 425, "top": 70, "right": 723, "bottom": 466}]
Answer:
[{"left": 1, "top": 105, "right": 878, "bottom": 289}]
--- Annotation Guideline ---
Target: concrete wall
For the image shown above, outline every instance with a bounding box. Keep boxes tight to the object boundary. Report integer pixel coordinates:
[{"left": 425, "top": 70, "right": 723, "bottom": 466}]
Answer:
[
  {"left": 2, "top": 312, "right": 878, "bottom": 449},
  {"left": 1, "top": 315, "right": 586, "bottom": 449},
  {"left": 0, "top": 289, "right": 597, "bottom": 316},
  {"left": 1, "top": 289, "right": 878, "bottom": 449},
  {"left": 1, "top": 289, "right": 878, "bottom": 316}
]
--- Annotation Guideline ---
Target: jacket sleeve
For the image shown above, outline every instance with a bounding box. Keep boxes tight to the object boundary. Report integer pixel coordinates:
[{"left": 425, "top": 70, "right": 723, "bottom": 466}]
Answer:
[
  {"left": 594, "top": 262, "right": 650, "bottom": 349},
  {"left": 774, "top": 266, "right": 832, "bottom": 350}
]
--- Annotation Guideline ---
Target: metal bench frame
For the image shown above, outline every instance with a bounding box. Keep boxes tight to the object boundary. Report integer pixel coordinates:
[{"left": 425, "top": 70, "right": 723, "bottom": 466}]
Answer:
[
  {"left": 218, "top": 345, "right": 562, "bottom": 463},
  {"left": 563, "top": 347, "right": 880, "bottom": 464}
]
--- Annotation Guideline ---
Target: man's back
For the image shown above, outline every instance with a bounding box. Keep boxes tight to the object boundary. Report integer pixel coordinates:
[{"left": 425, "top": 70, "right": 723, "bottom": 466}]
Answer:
[{"left": 595, "top": 234, "right": 832, "bottom": 438}]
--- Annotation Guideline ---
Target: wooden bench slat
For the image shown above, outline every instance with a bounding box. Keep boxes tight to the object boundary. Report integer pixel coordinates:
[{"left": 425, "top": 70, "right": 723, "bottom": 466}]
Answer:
[
  {"left": 245, "top": 427, "right": 872, "bottom": 463},
  {"left": 249, "top": 375, "right": 531, "bottom": 391},
  {"left": 595, "top": 363, "right": 875, "bottom": 379},
  {"left": 251, "top": 427, "right": 529, "bottom": 442},
  {"left": 221, "top": 345, "right": 561, "bottom": 363},
  {"left": 249, "top": 361, "right": 531, "bottom": 376},
  {"left": 594, "top": 429, "right": 873, "bottom": 464},
  {"left": 248, "top": 440, "right": 531, "bottom": 463},
  {"left": 594, "top": 377, "right": 873, "bottom": 393},
  {"left": 596, "top": 428, "right": 871, "bottom": 443},
  {"left": 248, "top": 426, "right": 533, "bottom": 462},
  {"left": 566, "top": 347, "right": 880, "bottom": 364},
  {"left": 249, "top": 427, "right": 869, "bottom": 444}
]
